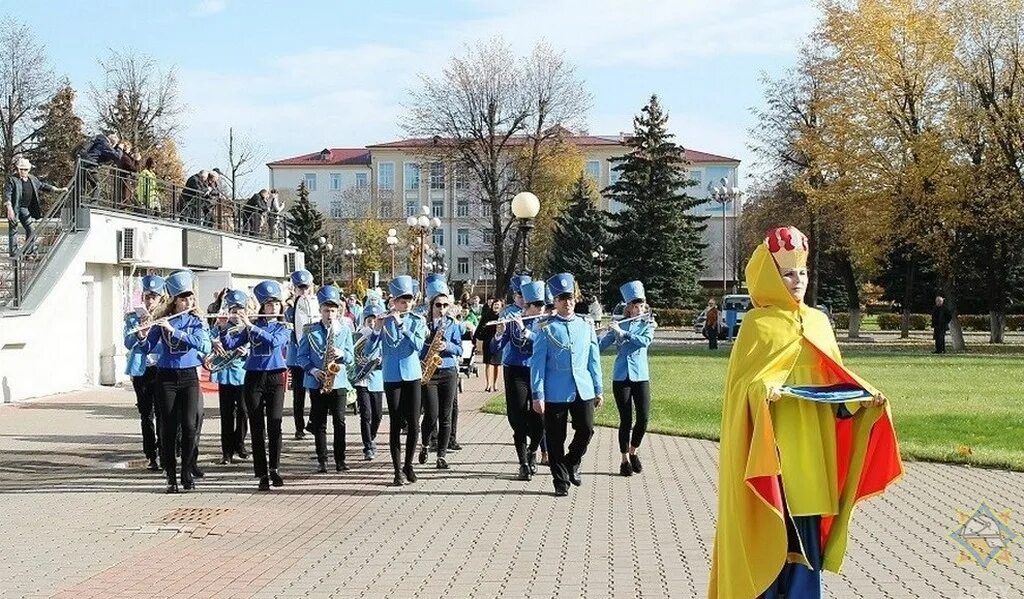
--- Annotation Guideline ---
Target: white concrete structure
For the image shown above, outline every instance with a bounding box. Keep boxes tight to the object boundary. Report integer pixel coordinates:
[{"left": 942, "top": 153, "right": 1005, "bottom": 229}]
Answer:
[{"left": 0, "top": 208, "right": 303, "bottom": 403}]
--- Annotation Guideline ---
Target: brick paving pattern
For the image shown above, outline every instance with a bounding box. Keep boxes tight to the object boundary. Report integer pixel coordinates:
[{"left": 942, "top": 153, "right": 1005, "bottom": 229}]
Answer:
[{"left": 0, "top": 374, "right": 1022, "bottom": 598}]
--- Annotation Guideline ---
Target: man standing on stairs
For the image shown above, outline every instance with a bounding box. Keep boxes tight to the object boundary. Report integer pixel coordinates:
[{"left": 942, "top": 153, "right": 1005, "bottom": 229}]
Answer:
[{"left": 5, "top": 158, "right": 67, "bottom": 259}]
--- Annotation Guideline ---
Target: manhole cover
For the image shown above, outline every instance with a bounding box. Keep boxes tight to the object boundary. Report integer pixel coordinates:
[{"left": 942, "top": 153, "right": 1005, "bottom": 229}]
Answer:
[{"left": 158, "top": 507, "right": 230, "bottom": 526}]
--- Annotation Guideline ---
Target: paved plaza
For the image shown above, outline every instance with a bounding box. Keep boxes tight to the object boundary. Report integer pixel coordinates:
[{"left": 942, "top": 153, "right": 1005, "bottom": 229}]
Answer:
[{"left": 0, "top": 373, "right": 1022, "bottom": 598}]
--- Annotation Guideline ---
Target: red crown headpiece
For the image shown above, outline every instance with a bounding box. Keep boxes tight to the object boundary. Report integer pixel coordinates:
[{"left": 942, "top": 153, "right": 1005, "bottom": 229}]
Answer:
[{"left": 765, "top": 226, "right": 808, "bottom": 270}]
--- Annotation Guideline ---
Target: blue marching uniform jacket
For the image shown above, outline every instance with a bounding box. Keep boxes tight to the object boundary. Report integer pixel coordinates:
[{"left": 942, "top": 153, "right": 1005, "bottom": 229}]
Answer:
[
  {"left": 366, "top": 314, "right": 427, "bottom": 383},
  {"left": 123, "top": 312, "right": 165, "bottom": 376},
  {"left": 208, "top": 324, "right": 247, "bottom": 386},
  {"left": 598, "top": 318, "right": 654, "bottom": 382},
  {"left": 222, "top": 318, "right": 290, "bottom": 371},
  {"left": 419, "top": 316, "right": 464, "bottom": 370},
  {"left": 496, "top": 304, "right": 526, "bottom": 365},
  {"left": 285, "top": 304, "right": 302, "bottom": 367},
  {"left": 354, "top": 330, "right": 384, "bottom": 392},
  {"left": 296, "top": 321, "right": 355, "bottom": 391},
  {"left": 530, "top": 315, "right": 603, "bottom": 403},
  {"left": 495, "top": 311, "right": 539, "bottom": 367},
  {"left": 141, "top": 313, "right": 208, "bottom": 370}
]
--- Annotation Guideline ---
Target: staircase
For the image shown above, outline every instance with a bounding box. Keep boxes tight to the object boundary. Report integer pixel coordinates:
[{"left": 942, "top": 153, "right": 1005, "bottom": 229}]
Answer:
[{"left": 0, "top": 188, "right": 79, "bottom": 310}]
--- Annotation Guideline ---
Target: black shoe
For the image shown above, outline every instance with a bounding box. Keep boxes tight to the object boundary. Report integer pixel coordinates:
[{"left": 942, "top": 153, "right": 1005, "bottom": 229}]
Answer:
[
  {"left": 620, "top": 461, "right": 633, "bottom": 477},
  {"left": 527, "top": 452, "right": 537, "bottom": 475},
  {"left": 165, "top": 482, "right": 179, "bottom": 494},
  {"left": 304, "top": 422, "right": 315, "bottom": 435},
  {"left": 518, "top": 464, "right": 532, "bottom": 481},
  {"left": 436, "top": 457, "right": 449, "bottom": 470},
  {"left": 403, "top": 465, "right": 417, "bottom": 483},
  {"left": 317, "top": 461, "right": 328, "bottom": 473},
  {"left": 336, "top": 462, "right": 350, "bottom": 472},
  {"left": 191, "top": 465, "right": 205, "bottom": 479},
  {"left": 181, "top": 477, "right": 195, "bottom": 491},
  {"left": 220, "top": 455, "right": 231, "bottom": 465},
  {"left": 448, "top": 441, "right": 462, "bottom": 451},
  {"left": 294, "top": 431, "right": 306, "bottom": 440},
  {"left": 236, "top": 448, "right": 249, "bottom": 459},
  {"left": 393, "top": 472, "right": 405, "bottom": 486},
  {"left": 269, "top": 470, "right": 284, "bottom": 487},
  {"left": 258, "top": 476, "right": 271, "bottom": 491},
  {"left": 629, "top": 454, "right": 642, "bottom": 474},
  {"left": 418, "top": 447, "right": 428, "bottom": 465},
  {"left": 147, "top": 458, "right": 161, "bottom": 471},
  {"left": 554, "top": 486, "right": 569, "bottom": 497},
  {"left": 569, "top": 464, "right": 582, "bottom": 487}
]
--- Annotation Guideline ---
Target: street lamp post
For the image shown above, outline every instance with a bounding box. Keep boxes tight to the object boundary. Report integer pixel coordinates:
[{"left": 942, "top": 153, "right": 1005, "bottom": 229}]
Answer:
[
  {"left": 310, "top": 235, "right": 333, "bottom": 284},
  {"left": 710, "top": 178, "right": 743, "bottom": 294},
  {"left": 386, "top": 228, "right": 399, "bottom": 280},
  {"left": 510, "top": 192, "right": 541, "bottom": 274},
  {"left": 591, "top": 245, "right": 609, "bottom": 300},
  {"left": 343, "top": 242, "right": 364, "bottom": 287},
  {"left": 406, "top": 206, "right": 441, "bottom": 293}
]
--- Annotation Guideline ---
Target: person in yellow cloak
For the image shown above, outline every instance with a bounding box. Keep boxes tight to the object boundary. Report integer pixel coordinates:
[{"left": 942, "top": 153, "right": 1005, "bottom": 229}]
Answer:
[{"left": 709, "top": 226, "right": 903, "bottom": 599}]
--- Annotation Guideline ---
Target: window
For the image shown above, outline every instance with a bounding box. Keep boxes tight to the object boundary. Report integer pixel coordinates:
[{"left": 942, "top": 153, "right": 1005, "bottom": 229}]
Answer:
[
  {"left": 608, "top": 161, "right": 622, "bottom": 185},
  {"left": 688, "top": 169, "right": 703, "bottom": 188},
  {"left": 378, "top": 201, "right": 393, "bottom": 218},
  {"left": 454, "top": 168, "right": 467, "bottom": 190},
  {"left": 330, "top": 173, "right": 341, "bottom": 191},
  {"left": 482, "top": 230, "right": 494, "bottom": 245},
  {"left": 406, "top": 201, "right": 417, "bottom": 217},
  {"left": 456, "top": 200, "right": 469, "bottom": 217},
  {"left": 585, "top": 160, "right": 601, "bottom": 183},
  {"left": 481, "top": 203, "right": 492, "bottom": 218},
  {"left": 429, "top": 162, "right": 445, "bottom": 190},
  {"left": 432, "top": 229, "right": 445, "bottom": 246},
  {"left": 457, "top": 228, "right": 469, "bottom": 246},
  {"left": 330, "top": 199, "right": 343, "bottom": 219},
  {"left": 355, "top": 172, "right": 368, "bottom": 189},
  {"left": 457, "top": 257, "right": 469, "bottom": 275},
  {"left": 432, "top": 200, "right": 444, "bottom": 218},
  {"left": 404, "top": 163, "right": 420, "bottom": 191},
  {"left": 304, "top": 173, "right": 317, "bottom": 192},
  {"left": 377, "top": 162, "right": 395, "bottom": 190}
]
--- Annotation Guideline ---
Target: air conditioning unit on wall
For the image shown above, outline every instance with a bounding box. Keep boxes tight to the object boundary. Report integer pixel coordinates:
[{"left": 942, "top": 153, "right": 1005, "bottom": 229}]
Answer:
[
  {"left": 284, "top": 252, "right": 296, "bottom": 275},
  {"left": 117, "top": 228, "right": 138, "bottom": 263}
]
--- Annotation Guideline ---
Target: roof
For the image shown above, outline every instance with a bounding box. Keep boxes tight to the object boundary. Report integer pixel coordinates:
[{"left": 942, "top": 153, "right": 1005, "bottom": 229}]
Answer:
[{"left": 267, "top": 148, "right": 371, "bottom": 167}]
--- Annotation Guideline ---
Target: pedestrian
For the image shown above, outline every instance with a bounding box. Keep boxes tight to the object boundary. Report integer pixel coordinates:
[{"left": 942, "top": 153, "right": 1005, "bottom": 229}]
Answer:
[
  {"left": 4, "top": 158, "right": 68, "bottom": 258},
  {"left": 123, "top": 275, "right": 166, "bottom": 471},
  {"left": 244, "top": 189, "right": 268, "bottom": 236},
  {"left": 475, "top": 298, "right": 504, "bottom": 393},
  {"left": 222, "top": 280, "right": 290, "bottom": 491},
  {"left": 530, "top": 273, "right": 604, "bottom": 497},
  {"left": 704, "top": 299, "right": 721, "bottom": 350},
  {"left": 931, "top": 295, "right": 951, "bottom": 354},
  {"left": 209, "top": 290, "right": 249, "bottom": 464},
  {"left": 181, "top": 170, "right": 209, "bottom": 225},
  {"left": 267, "top": 188, "right": 284, "bottom": 239},
  {"left": 709, "top": 226, "right": 902, "bottom": 598},
  {"left": 78, "top": 131, "right": 123, "bottom": 200},
  {"left": 599, "top": 281, "right": 655, "bottom": 477},
  {"left": 135, "top": 157, "right": 161, "bottom": 214}
]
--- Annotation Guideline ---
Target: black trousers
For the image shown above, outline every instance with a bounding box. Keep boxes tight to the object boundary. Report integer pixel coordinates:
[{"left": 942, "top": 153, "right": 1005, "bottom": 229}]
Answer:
[
  {"left": 155, "top": 368, "right": 201, "bottom": 483},
  {"left": 384, "top": 380, "right": 421, "bottom": 471},
  {"left": 355, "top": 386, "right": 383, "bottom": 450},
  {"left": 131, "top": 366, "right": 161, "bottom": 460},
  {"left": 244, "top": 369, "right": 285, "bottom": 478},
  {"left": 218, "top": 383, "right": 248, "bottom": 456},
  {"left": 543, "top": 396, "right": 595, "bottom": 490},
  {"left": 289, "top": 366, "right": 308, "bottom": 433},
  {"left": 933, "top": 328, "right": 946, "bottom": 353},
  {"left": 191, "top": 393, "right": 205, "bottom": 472},
  {"left": 450, "top": 392, "right": 459, "bottom": 443},
  {"left": 613, "top": 379, "right": 651, "bottom": 453},
  {"left": 421, "top": 367, "right": 458, "bottom": 458},
  {"left": 707, "top": 327, "right": 719, "bottom": 350},
  {"left": 310, "top": 387, "right": 347, "bottom": 465},
  {"left": 504, "top": 365, "right": 544, "bottom": 465}
]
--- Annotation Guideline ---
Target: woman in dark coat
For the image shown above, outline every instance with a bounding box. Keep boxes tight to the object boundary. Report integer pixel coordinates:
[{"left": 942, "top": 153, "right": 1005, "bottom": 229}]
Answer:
[{"left": 474, "top": 298, "right": 504, "bottom": 393}]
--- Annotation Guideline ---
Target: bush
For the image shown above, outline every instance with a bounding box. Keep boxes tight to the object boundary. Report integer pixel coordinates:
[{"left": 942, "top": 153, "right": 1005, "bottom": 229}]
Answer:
[
  {"left": 1007, "top": 315, "right": 1024, "bottom": 332},
  {"left": 876, "top": 313, "right": 929, "bottom": 330},
  {"left": 959, "top": 314, "right": 988, "bottom": 332},
  {"left": 653, "top": 307, "right": 696, "bottom": 327},
  {"left": 834, "top": 312, "right": 849, "bottom": 330}
]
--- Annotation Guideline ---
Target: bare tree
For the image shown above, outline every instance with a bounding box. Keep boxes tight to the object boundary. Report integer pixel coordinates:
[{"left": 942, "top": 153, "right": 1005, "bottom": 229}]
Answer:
[
  {"left": 0, "top": 18, "right": 54, "bottom": 170},
  {"left": 89, "top": 49, "right": 183, "bottom": 156},
  {"left": 404, "top": 37, "right": 590, "bottom": 294},
  {"left": 223, "top": 127, "right": 265, "bottom": 200}
]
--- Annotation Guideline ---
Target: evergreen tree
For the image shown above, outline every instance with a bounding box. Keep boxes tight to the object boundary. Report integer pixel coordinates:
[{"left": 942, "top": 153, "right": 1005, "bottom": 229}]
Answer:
[
  {"left": 28, "top": 82, "right": 84, "bottom": 188},
  {"left": 546, "top": 174, "right": 608, "bottom": 299},
  {"left": 604, "top": 95, "right": 706, "bottom": 307},
  {"left": 287, "top": 181, "right": 326, "bottom": 280}
]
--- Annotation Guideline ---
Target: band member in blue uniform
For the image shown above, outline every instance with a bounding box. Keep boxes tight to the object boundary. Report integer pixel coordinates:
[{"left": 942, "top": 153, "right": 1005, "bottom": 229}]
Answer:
[
  {"left": 223, "top": 280, "right": 290, "bottom": 491},
  {"left": 298, "top": 285, "right": 355, "bottom": 473},
  {"left": 599, "top": 281, "right": 655, "bottom": 477},
  {"left": 366, "top": 275, "right": 427, "bottom": 486},
  {"left": 285, "top": 269, "right": 316, "bottom": 439},
  {"left": 140, "top": 270, "right": 207, "bottom": 494},
  {"left": 418, "top": 274, "right": 463, "bottom": 470},
  {"left": 496, "top": 280, "right": 546, "bottom": 480},
  {"left": 209, "top": 289, "right": 250, "bottom": 464},
  {"left": 530, "top": 273, "right": 604, "bottom": 497},
  {"left": 354, "top": 303, "right": 385, "bottom": 460},
  {"left": 124, "top": 274, "right": 166, "bottom": 471}
]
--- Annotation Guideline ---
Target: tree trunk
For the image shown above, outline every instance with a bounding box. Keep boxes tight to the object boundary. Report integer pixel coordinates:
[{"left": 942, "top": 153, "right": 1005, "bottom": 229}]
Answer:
[
  {"left": 942, "top": 278, "right": 966, "bottom": 352},
  {"left": 900, "top": 260, "right": 915, "bottom": 339},
  {"left": 990, "top": 310, "right": 1006, "bottom": 344},
  {"left": 836, "top": 253, "right": 861, "bottom": 339},
  {"left": 808, "top": 212, "right": 820, "bottom": 307},
  {"left": 848, "top": 308, "right": 862, "bottom": 339}
]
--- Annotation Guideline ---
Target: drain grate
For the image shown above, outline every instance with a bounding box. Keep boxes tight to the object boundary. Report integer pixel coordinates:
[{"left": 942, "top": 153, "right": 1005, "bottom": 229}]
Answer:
[{"left": 158, "top": 507, "right": 230, "bottom": 526}]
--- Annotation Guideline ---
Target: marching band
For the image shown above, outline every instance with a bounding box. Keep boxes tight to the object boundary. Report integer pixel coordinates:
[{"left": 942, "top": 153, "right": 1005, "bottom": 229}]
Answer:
[{"left": 122, "top": 265, "right": 656, "bottom": 498}]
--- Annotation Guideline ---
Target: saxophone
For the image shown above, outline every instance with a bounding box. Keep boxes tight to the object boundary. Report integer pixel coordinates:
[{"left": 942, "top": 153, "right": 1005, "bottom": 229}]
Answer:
[
  {"left": 348, "top": 334, "right": 381, "bottom": 386},
  {"left": 321, "top": 322, "right": 342, "bottom": 392},
  {"left": 420, "top": 318, "right": 448, "bottom": 384}
]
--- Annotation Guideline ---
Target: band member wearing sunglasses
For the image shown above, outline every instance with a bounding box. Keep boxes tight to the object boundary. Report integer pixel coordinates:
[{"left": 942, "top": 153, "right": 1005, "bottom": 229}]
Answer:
[{"left": 418, "top": 274, "right": 463, "bottom": 470}]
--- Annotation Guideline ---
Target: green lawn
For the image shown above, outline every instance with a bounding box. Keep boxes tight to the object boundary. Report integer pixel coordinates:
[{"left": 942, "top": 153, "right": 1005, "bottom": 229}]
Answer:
[{"left": 481, "top": 347, "right": 1024, "bottom": 471}]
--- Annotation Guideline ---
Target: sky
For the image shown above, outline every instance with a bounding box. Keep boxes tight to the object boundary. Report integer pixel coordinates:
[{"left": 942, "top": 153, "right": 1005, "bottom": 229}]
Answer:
[{"left": 7, "top": 0, "right": 818, "bottom": 193}]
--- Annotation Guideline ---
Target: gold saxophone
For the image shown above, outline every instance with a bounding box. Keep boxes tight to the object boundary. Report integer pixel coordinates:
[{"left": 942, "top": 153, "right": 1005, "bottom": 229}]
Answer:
[
  {"left": 322, "top": 323, "right": 342, "bottom": 392},
  {"left": 420, "top": 319, "right": 448, "bottom": 384}
]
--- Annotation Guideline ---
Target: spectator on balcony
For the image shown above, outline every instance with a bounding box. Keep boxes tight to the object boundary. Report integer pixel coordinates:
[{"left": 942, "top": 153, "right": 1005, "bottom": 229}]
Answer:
[
  {"left": 114, "top": 143, "right": 141, "bottom": 210},
  {"left": 204, "top": 171, "right": 225, "bottom": 228},
  {"left": 135, "top": 157, "right": 161, "bottom": 214},
  {"left": 5, "top": 158, "right": 67, "bottom": 258},
  {"left": 267, "top": 188, "right": 284, "bottom": 240},
  {"left": 182, "top": 170, "right": 210, "bottom": 225},
  {"left": 79, "top": 131, "right": 124, "bottom": 201},
  {"left": 243, "top": 189, "right": 268, "bottom": 236}
]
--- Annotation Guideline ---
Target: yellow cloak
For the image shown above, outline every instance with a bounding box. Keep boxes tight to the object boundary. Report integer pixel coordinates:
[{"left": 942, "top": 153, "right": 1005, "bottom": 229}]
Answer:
[{"left": 708, "top": 244, "right": 903, "bottom": 599}]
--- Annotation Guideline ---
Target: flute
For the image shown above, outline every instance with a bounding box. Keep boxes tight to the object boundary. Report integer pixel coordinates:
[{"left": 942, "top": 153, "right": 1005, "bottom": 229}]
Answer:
[
  {"left": 596, "top": 313, "right": 654, "bottom": 332},
  {"left": 485, "top": 313, "right": 548, "bottom": 327},
  {"left": 126, "top": 308, "right": 203, "bottom": 335}
]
